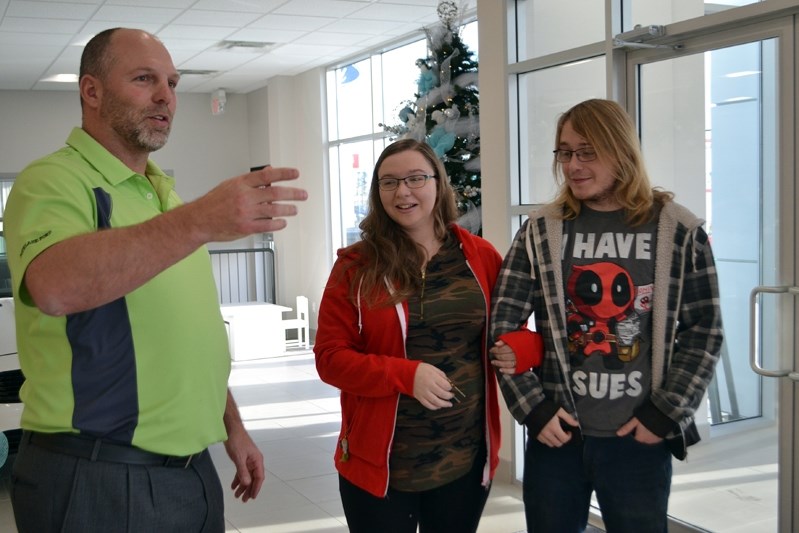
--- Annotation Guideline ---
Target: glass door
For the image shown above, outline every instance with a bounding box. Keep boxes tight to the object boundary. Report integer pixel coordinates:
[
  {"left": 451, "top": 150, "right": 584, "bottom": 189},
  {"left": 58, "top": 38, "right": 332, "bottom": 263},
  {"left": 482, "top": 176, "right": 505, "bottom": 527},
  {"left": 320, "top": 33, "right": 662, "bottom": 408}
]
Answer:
[{"left": 626, "top": 14, "right": 798, "bottom": 533}]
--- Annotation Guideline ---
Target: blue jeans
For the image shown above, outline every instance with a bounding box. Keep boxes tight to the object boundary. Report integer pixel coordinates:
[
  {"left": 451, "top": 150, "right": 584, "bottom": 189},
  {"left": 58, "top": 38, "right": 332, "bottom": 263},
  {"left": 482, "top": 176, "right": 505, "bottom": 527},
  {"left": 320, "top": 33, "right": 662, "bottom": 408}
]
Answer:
[{"left": 523, "top": 434, "right": 672, "bottom": 533}]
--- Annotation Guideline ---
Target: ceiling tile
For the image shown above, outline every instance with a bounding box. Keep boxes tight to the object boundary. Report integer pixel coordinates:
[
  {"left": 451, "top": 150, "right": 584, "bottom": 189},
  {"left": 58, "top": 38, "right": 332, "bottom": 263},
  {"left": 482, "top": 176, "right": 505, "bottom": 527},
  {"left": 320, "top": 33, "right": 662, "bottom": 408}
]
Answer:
[
  {"left": 171, "top": 9, "right": 263, "bottom": 27},
  {"left": 158, "top": 25, "right": 238, "bottom": 40},
  {"left": 274, "top": 0, "right": 366, "bottom": 18},
  {"left": 91, "top": 5, "right": 183, "bottom": 23},
  {"left": 75, "top": 21, "right": 165, "bottom": 44},
  {"left": 245, "top": 14, "right": 336, "bottom": 32},
  {"left": 0, "top": 31, "right": 74, "bottom": 46},
  {"left": 158, "top": 36, "right": 219, "bottom": 51},
  {"left": 106, "top": 0, "right": 194, "bottom": 6},
  {"left": 225, "top": 28, "right": 306, "bottom": 44},
  {"left": 0, "top": 59, "right": 49, "bottom": 89},
  {"left": 234, "top": 52, "right": 314, "bottom": 71},
  {"left": 28, "top": 0, "right": 100, "bottom": 4},
  {"left": 381, "top": 22, "right": 427, "bottom": 37},
  {"left": 46, "top": 45, "right": 84, "bottom": 70},
  {"left": 353, "top": 3, "right": 435, "bottom": 20},
  {"left": 277, "top": 42, "right": 346, "bottom": 58},
  {"left": 0, "top": 0, "right": 464, "bottom": 94},
  {"left": 163, "top": 48, "right": 202, "bottom": 65},
  {"left": 293, "top": 31, "right": 372, "bottom": 47},
  {"left": 376, "top": 0, "right": 439, "bottom": 3},
  {"left": 323, "top": 18, "right": 410, "bottom": 35},
  {"left": 7, "top": 0, "right": 97, "bottom": 19},
  {"left": 0, "top": 16, "right": 84, "bottom": 33},
  {"left": 190, "top": 0, "right": 285, "bottom": 13},
  {"left": 178, "top": 50, "right": 262, "bottom": 70}
]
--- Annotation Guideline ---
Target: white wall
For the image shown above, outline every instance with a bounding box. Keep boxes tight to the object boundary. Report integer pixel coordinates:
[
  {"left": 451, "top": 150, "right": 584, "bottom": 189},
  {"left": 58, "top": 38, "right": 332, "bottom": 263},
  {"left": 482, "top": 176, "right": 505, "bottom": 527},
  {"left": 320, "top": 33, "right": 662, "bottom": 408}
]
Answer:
[
  {"left": 245, "top": 86, "right": 271, "bottom": 170},
  {"left": 0, "top": 91, "right": 81, "bottom": 173},
  {"left": 159, "top": 92, "right": 253, "bottom": 203},
  {"left": 0, "top": 90, "right": 253, "bottom": 204},
  {"left": 261, "top": 71, "right": 331, "bottom": 325}
]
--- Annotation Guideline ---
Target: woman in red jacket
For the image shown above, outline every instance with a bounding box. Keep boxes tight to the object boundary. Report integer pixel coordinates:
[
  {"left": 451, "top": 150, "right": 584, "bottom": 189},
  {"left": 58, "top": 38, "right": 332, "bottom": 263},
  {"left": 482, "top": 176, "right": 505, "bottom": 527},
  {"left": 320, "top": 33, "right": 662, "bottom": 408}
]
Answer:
[{"left": 314, "top": 139, "right": 503, "bottom": 532}]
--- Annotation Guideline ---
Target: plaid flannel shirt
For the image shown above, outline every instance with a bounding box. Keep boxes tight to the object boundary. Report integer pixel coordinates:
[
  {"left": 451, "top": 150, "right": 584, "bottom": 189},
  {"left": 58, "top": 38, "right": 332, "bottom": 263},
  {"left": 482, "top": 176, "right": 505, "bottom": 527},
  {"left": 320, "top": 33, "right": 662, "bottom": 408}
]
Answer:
[{"left": 490, "top": 201, "right": 724, "bottom": 443}]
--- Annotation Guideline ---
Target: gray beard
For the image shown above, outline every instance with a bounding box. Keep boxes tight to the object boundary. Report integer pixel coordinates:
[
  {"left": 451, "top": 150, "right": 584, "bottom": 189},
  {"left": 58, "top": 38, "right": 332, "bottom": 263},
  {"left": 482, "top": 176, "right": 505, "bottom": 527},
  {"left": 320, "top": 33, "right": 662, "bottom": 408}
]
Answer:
[
  {"left": 100, "top": 97, "right": 171, "bottom": 153},
  {"left": 125, "top": 125, "right": 169, "bottom": 152}
]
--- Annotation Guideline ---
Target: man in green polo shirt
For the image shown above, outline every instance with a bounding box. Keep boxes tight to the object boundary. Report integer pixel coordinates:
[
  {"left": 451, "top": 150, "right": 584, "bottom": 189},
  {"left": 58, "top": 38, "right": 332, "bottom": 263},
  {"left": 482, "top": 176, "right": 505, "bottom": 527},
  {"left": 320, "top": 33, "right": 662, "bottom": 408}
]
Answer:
[{"left": 4, "top": 28, "right": 307, "bottom": 532}]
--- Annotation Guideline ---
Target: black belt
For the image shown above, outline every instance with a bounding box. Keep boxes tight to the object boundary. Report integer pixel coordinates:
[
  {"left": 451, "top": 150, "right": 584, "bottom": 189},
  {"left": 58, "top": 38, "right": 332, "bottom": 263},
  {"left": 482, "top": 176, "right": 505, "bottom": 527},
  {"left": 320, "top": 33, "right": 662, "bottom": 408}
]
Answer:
[{"left": 24, "top": 431, "right": 205, "bottom": 468}]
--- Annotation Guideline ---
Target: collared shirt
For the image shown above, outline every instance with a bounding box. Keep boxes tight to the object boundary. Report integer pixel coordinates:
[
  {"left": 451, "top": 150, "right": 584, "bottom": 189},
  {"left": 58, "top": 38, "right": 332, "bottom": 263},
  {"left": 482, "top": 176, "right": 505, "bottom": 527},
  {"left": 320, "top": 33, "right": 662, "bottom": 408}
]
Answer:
[{"left": 4, "top": 127, "right": 230, "bottom": 455}]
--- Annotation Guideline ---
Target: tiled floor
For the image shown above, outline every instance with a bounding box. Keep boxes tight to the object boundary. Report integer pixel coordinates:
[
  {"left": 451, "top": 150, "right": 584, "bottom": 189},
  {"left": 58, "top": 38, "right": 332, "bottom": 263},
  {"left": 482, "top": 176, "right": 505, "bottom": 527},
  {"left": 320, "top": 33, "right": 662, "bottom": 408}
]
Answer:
[
  {"left": 217, "top": 351, "right": 528, "bottom": 532},
  {"left": 0, "top": 350, "right": 527, "bottom": 533},
  {"left": 668, "top": 421, "right": 779, "bottom": 532},
  {"left": 0, "top": 350, "right": 781, "bottom": 532}
]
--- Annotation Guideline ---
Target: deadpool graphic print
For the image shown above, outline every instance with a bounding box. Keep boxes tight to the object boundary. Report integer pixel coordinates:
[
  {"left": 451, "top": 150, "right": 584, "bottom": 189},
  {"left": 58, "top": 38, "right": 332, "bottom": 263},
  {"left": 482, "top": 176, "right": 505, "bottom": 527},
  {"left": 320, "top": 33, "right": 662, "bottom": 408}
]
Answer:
[
  {"left": 561, "top": 206, "right": 657, "bottom": 436},
  {"left": 565, "top": 261, "right": 651, "bottom": 370}
]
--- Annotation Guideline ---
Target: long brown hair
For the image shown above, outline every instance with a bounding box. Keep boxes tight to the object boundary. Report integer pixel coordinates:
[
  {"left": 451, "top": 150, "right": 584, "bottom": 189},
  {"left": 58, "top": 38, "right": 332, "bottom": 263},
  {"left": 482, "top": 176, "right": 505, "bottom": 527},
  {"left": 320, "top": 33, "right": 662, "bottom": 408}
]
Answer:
[
  {"left": 347, "top": 139, "right": 458, "bottom": 306},
  {"left": 552, "top": 99, "right": 673, "bottom": 225}
]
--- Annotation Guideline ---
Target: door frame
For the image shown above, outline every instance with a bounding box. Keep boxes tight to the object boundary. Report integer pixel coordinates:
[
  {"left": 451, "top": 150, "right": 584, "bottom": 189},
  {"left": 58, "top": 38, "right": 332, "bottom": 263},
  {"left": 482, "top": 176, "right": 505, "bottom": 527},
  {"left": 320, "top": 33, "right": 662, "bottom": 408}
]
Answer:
[{"left": 619, "top": 10, "right": 798, "bottom": 533}]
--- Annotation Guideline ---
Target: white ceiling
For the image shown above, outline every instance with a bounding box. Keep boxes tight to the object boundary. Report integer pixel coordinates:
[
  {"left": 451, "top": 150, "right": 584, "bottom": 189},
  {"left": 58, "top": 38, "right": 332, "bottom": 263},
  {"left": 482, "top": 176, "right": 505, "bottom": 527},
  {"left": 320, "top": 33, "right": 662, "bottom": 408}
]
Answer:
[{"left": 0, "top": 0, "right": 458, "bottom": 94}]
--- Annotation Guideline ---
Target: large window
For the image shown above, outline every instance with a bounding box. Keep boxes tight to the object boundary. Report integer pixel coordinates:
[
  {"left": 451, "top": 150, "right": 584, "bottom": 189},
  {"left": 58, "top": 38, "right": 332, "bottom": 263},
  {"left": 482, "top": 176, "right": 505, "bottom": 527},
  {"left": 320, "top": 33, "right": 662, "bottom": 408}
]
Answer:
[
  {"left": 0, "top": 178, "right": 14, "bottom": 297},
  {"left": 327, "top": 22, "right": 478, "bottom": 251},
  {"left": 0, "top": 178, "right": 13, "bottom": 254}
]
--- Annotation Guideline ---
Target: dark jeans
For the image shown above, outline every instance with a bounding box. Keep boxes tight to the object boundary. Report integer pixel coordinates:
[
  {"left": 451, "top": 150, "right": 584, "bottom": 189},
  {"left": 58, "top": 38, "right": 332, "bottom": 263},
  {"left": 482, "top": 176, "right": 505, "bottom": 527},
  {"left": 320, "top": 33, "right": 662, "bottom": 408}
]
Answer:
[
  {"left": 11, "top": 434, "right": 224, "bottom": 533},
  {"left": 523, "top": 434, "right": 672, "bottom": 533},
  {"left": 339, "top": 453, "right": 490, "bottom": 533}
]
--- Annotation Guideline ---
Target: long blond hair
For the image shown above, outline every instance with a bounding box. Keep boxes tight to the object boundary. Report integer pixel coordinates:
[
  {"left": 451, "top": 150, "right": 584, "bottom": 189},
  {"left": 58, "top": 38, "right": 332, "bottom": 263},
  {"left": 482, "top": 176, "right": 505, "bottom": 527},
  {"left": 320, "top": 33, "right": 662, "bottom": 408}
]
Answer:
[
  {"left": 552, "top": 99, "right": 673, "bottom": 225},
  {"left": 345, "top": 139, "right": 458, "bottom": 307}
]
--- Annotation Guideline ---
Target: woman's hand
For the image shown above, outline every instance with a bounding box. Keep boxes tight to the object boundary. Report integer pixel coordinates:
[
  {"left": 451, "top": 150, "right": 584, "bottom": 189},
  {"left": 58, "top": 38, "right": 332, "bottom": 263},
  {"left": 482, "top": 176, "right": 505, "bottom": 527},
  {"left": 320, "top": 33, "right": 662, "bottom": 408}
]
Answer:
[
  {"left": 413, "top": 363, "right": 455, "bottom": 410},
  {"left": 489, "top": 340, "right": 518, "bottom": 374}
]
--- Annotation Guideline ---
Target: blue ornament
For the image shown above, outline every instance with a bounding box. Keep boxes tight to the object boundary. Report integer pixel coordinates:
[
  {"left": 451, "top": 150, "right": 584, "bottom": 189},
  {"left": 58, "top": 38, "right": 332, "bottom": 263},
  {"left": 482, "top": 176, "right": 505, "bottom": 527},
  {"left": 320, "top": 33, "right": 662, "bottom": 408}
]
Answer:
[
  {"left": 398, "top": 106, "right": 415, "bottom": 123},
  {"left": 427, "top": 126, "right": 456, "bottom": 158},
  {"left": 416, "top": 60, "right": 437, "bottom": 96},
  {"left": 341, "top": 65, "right": 359, "bottom": 84}
]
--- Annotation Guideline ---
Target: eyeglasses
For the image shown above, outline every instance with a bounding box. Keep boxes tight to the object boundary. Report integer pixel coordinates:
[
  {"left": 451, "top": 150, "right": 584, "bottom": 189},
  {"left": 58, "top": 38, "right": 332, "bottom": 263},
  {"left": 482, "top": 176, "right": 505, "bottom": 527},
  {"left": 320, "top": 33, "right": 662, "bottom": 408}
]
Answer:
[
  {"left": 553, "top": 148, "right": 598, "bottom": 163},
  {"left": 377, "top": 174, "right": 435, "bottom": 191}
]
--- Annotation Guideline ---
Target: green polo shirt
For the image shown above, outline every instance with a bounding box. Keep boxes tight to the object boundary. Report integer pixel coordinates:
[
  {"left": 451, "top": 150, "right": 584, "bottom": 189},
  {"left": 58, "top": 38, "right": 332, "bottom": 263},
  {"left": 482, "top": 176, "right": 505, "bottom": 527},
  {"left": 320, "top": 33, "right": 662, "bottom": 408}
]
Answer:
[{"left": 4, "top": 127, "right": 230, "bottom": 455}]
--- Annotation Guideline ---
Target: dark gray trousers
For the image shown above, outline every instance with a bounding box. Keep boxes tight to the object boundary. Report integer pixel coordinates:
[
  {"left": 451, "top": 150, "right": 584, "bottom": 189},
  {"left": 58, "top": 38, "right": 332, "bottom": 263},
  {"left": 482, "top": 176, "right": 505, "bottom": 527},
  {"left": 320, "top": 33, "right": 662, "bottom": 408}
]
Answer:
[{"left": 10, "top": 434, "right": 225, "bottom": 533}]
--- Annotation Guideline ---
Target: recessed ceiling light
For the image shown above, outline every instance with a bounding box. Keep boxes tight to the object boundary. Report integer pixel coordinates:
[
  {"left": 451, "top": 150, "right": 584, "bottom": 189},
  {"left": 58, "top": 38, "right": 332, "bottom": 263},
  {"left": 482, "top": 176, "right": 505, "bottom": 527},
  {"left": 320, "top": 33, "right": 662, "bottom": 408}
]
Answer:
[{"left": 40, "top": 74, "right": 79, "bottom": 83}]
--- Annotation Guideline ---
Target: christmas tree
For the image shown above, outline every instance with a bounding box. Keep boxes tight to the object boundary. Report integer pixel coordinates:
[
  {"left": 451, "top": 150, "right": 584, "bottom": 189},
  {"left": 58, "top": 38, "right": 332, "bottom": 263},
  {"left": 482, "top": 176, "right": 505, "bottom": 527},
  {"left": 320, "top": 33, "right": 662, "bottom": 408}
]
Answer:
[{"left": 380, "top": 1, "right": 481, "bottom": 232}]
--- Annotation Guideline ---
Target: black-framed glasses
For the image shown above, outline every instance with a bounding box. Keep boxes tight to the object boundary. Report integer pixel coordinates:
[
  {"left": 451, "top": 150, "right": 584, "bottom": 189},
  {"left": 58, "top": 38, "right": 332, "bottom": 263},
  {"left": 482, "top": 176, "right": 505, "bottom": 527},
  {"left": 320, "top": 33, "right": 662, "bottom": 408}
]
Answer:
[
  {"left": 553, "top": 148, "right": 598, "bottom": 163},
  {"left": 377, "top": 174, "right": 435, "bottom": 191}
]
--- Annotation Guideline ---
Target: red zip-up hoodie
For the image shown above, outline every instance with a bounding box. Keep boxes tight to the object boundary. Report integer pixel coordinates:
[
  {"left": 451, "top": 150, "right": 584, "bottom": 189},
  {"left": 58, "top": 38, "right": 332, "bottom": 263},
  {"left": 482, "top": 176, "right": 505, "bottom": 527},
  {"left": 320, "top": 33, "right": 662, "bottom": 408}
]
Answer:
[{"left": 314, "top": 224, "right": 503, "bottom": 497}]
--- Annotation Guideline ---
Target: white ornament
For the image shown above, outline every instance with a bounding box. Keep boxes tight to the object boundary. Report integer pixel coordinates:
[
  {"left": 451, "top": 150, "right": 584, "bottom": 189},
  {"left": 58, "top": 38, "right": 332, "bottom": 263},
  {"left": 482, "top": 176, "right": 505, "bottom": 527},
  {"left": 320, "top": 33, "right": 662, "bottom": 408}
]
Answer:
[{"left": 437, "top": 1, "right": 459, "bottom": 27}]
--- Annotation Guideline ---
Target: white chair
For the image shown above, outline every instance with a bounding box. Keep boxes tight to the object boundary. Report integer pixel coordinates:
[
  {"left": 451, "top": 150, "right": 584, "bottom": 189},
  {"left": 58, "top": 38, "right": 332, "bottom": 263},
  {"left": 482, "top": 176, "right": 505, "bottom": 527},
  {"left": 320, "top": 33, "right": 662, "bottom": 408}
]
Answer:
[{"left": 282, "top": 295, "right": 310, "bottom": 349}]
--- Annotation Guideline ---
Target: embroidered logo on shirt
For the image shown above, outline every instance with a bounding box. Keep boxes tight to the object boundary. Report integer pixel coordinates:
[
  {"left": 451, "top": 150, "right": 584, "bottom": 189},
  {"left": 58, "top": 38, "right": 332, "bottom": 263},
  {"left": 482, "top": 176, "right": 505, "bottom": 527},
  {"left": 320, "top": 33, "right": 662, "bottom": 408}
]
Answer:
[{"left": 20, "top": 230, "right": 52, "bottom": 258}]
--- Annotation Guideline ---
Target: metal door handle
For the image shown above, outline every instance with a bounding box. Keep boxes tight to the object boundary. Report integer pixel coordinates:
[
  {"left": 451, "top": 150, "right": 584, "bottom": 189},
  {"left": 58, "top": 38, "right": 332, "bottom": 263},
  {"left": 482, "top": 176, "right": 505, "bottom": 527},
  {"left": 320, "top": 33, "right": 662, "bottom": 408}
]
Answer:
[{"left": 749, "top": 285, "right": 799, "bottom": 381}]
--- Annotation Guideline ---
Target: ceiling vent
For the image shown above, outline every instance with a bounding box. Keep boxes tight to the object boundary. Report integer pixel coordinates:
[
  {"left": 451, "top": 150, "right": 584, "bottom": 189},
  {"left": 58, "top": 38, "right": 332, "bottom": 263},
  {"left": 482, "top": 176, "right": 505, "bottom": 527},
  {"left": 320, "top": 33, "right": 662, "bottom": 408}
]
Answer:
[
  {"left": 217, "top": 40, "right": 278, "bottom": 52},
  {"left": 178, "top": 69, "right": 218, "bottom": 76}
]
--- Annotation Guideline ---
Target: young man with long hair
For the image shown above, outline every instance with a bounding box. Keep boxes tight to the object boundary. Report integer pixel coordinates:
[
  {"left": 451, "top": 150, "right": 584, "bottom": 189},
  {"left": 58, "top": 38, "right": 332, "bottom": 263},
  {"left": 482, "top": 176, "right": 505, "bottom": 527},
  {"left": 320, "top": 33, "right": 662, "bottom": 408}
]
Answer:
[{"left": 490, "top": 99, "right": 723, "bottom": 532}]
